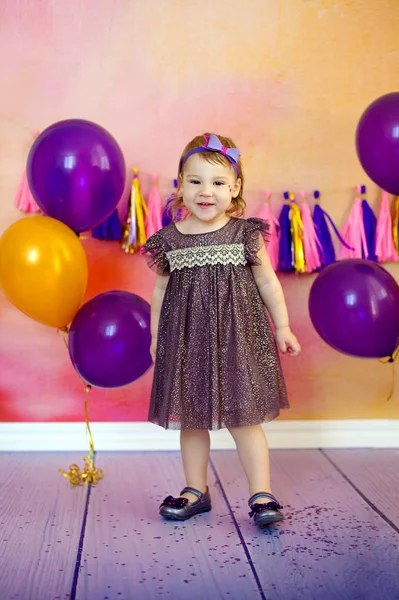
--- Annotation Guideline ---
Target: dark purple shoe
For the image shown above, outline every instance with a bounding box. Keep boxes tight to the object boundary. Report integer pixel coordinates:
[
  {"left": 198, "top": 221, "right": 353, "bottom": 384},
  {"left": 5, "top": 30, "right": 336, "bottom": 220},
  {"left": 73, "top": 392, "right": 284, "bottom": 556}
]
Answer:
[
  {"left": 159, "top": 486, "right": 211, "bottom": 521},
  {"left": 248, "top": 492, "right": 284, "bottom": 528}
]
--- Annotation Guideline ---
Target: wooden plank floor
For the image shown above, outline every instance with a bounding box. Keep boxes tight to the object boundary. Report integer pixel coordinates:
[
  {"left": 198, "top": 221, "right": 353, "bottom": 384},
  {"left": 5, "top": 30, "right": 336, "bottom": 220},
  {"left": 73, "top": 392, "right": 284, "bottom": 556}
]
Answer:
[
  {"left": 0, "top": 449, "right": 398, "bottom": 600},
  {"left": 0, "top": 452, "right": 88, "bottom": 600},
  {"left": 76, "top": 452, "right": 259, "bottom": 600},
  {"left": 211, "top": 449, "right": 399, "bottom": 600}
]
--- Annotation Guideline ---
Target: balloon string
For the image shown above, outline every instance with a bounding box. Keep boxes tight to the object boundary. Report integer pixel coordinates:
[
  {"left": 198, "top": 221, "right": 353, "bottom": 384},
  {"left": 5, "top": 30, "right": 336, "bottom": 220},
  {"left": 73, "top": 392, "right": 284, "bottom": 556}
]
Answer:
[
  {"left": 59, "top": 385, "right": 104, "bottom": 485},
  {"left": 57, "top": 326, "right": 70, "bottom": 350},
  {"left": 378, "top": 347, "right": 399, "bottom": 401},
  {"left": 385, "top": 360, "right": 396, "bottom": 403},
  {"left": 84, "top": 385, "right": 95, "bottom": 462}
]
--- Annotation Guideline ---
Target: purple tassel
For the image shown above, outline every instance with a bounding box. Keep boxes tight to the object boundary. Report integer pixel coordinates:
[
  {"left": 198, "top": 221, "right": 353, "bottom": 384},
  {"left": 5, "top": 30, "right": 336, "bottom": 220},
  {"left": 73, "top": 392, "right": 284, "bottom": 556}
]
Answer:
[
  {"left": 278, "top": 193, "right": 293, "bottom": 272},
  {"left": 92, "top": 209, "right": 122, "bottom": 241},
  {"left": 361, "top": 188, "right": 377, "bottom": 261},
  {"left": 312, "top": 190, "right": 354, "bottom": 267},
  {"left": 313, "top": 194, "right": 335, "bottom": 266},
  {"left": 162, "top": 198, "right": 173, "bottom": 227},
  {"left": 162, "top": 179, "right": 181, "bottom": 226}
]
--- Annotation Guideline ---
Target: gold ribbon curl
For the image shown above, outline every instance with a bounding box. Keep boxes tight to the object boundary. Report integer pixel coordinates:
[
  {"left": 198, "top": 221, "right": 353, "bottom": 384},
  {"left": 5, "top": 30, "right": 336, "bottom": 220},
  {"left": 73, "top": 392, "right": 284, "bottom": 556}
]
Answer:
[{"left": 59, "top": 385, "right": 104, "bottom": 486}]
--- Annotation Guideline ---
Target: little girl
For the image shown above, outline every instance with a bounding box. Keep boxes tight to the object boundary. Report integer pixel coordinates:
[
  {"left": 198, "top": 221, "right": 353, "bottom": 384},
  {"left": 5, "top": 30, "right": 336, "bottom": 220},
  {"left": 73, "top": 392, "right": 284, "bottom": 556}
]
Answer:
[{"left": 143, "top": 133, "right": 300, "bottom": 529}]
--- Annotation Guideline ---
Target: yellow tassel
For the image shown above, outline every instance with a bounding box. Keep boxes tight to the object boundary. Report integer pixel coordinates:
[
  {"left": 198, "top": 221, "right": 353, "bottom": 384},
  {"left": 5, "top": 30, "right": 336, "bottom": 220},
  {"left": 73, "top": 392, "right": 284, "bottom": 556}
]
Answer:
[
  {"left": 59, "top": 385, "right": 104, "bottom": 486},
  {"left": 289, "top": 195, "right": 306, "bottom": 273},
  {"left": 121, "top": 177, "right": 136, "bottom": 254},
  {"left": 134, "top": 168, "right": 148, "bottom": 249},
  {"left": 121, "top": 168, "right": 148, "bottom": 254},
  {"left": 393, "top": 196, "right": 399, "bottom": 254}
]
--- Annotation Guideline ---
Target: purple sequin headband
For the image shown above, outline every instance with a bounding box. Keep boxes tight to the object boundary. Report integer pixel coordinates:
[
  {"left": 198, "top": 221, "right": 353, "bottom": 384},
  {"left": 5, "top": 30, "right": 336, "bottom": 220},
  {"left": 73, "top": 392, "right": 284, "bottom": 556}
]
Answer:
[{"left": 182, "top": 134, "right": 240, "bottom": 175}]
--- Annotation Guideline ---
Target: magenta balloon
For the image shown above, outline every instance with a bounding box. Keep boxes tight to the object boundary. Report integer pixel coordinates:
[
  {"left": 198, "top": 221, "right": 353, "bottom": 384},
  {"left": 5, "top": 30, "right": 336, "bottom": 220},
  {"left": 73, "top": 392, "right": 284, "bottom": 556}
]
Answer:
[
  {"left": 309, "top": 259, "right": 399, "bottom": 359},
  {"left": 27, "top": 119, "right": 126, "bottom": 232},
  {"left": 356, "top": 92, "right": 399, "bottom": 195},
  {"left": 68, "top": 291, "right": 152, "bottom": 388}
]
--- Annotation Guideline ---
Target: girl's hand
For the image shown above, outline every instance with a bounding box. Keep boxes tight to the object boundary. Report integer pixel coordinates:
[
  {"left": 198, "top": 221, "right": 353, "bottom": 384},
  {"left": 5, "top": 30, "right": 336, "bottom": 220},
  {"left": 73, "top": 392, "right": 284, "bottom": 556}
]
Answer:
[
  {"left": 276, "top": 327, "right": 301, "bottom": 356},
  {"left": 150, "top": 338, "right": 157, "bottom": 363}
]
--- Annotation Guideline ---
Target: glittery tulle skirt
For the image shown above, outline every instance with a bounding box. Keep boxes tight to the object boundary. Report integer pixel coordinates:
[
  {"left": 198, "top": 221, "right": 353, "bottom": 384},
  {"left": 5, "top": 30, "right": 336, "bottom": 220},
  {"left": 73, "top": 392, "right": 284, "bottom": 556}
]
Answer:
[{"left": 149, "top": 264, "right": 289, "bottom": 430}]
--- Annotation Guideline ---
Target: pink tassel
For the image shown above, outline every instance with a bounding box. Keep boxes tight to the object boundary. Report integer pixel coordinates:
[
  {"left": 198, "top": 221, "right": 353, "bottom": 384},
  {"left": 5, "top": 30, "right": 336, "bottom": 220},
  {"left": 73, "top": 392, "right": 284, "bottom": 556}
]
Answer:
[
  {"left": 256, "top": 190, "right": 280, "bottom": 270},
  {"left": 14, "top": 130, "right": 41, "bottom": 213},
  {"left": 338, "top": 187, "right": 368, "bottom": 259},
  {"left": 14, "top": 169, "right": 41, "bottom": 213},
  {"left": 145, "top": 175, "right": 163, "bottom": 238},
  {"left": 375, "top": 191, "right": 399, "bottom": 263},
  {"left": 299, "top": 191, "right": 322, "bottom": 272}
]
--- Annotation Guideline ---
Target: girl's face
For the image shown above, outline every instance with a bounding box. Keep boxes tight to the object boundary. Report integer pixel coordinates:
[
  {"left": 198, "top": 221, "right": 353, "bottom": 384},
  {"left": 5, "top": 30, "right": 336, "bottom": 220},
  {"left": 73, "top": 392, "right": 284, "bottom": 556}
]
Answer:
[{"left": 180, "top": 154, "right": 241, "bottom": 224}]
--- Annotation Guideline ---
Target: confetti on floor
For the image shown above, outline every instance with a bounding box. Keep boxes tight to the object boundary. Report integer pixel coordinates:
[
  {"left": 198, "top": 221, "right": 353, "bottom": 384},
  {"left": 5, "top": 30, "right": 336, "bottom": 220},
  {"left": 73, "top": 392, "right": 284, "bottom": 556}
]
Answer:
[{"left": 0, "top": 449, "right": 398, "bottom": 599}]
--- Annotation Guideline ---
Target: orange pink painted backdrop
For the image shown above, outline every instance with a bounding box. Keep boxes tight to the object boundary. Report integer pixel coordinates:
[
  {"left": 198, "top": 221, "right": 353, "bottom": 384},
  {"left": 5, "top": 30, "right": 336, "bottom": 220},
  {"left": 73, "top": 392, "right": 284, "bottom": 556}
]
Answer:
[{"left": 0, "top": 0, "right": 398, "bottom": 422}]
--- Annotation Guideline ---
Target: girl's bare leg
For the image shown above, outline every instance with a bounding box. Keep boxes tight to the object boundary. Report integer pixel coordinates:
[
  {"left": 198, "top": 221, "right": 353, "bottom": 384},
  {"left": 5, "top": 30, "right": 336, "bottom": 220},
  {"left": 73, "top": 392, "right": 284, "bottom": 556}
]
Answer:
[
  {"left": 228, "top": 424, "right": 273, "bottom": 499},
  {"left": 179, "top": 429, "right": 210, "bottom": 502}
]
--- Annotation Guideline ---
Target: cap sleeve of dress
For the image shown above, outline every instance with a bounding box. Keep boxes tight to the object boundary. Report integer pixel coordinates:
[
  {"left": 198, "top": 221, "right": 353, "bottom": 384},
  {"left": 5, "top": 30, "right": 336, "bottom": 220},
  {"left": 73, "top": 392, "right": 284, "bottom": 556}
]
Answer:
[
  {"left": 142, "top": 230, "right": 170, "bottom": 275},
  {"left": 243, "top": 217, "right": 270, "bottom": 265}
]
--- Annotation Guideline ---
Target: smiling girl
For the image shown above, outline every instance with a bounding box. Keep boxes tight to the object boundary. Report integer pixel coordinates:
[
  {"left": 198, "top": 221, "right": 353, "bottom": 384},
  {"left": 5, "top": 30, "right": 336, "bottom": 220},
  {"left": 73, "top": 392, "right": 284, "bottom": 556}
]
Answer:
[{"left": 143, "top": 133, "right": 300, "bottom": 529}]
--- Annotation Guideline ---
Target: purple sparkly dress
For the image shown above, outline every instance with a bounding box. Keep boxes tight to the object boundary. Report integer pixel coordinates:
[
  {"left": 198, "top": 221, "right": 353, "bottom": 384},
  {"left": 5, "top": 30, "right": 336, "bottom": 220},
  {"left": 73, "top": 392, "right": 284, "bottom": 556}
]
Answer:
[{"left": 143, "top": 217, "right": 289, "bottom": 430}]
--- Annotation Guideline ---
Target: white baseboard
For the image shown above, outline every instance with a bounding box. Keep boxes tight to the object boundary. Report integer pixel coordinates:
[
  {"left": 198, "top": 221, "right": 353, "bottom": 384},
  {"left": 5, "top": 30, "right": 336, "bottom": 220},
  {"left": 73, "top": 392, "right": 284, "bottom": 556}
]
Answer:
[{"left": 0, "top": 420, "right": 398, "bottom": 450}]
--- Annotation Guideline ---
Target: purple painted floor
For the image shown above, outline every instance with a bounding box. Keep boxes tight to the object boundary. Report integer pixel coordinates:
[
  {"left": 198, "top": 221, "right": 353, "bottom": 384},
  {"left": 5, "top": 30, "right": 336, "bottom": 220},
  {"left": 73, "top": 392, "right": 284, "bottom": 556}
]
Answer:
[{"left": 1, "top": 449, "right": 398, "bottom": 600}]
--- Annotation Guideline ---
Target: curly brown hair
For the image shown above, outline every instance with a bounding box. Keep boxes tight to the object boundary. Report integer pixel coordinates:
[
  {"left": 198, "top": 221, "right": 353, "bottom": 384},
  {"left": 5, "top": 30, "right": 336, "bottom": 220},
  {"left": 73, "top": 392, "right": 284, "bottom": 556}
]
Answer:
[{"left": 168, "top": 133, "right": 246, "bottom": 221}]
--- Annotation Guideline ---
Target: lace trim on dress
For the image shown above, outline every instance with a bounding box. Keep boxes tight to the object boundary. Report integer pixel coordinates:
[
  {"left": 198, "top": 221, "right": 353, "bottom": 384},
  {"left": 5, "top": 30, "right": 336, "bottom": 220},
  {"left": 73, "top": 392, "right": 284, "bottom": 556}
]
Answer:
[{"left": 166, "top": 243, "right": 246, "bottom": 271}]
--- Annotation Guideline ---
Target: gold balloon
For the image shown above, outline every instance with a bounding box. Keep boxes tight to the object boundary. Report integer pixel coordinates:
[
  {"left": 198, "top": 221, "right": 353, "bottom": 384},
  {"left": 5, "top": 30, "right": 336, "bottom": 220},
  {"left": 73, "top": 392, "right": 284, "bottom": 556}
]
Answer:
[{"left": 0, "top": 216, "right": 88, "bottom": 328}]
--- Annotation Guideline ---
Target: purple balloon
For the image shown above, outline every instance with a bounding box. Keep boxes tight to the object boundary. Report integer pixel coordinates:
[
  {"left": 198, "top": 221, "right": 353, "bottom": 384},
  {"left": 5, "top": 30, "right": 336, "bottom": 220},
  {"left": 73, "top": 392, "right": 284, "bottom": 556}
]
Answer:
[
  {"left": 309, "top": 259, "right": 399, "bottom": 359},
  {"left": 27, "top": 119, "right": 126, "bottom": 232},
  {"left": 68, "top": 291, "right": 152, "bottom": 388},
  {"left": 356, "top": 92, "right": 399, "bottom": 195}
]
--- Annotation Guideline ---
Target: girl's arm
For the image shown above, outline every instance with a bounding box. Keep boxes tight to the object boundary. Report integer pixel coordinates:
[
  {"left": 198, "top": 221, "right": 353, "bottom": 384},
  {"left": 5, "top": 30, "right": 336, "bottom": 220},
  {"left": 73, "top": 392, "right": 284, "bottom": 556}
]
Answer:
[
  {"left": 150, "top": 274, "right": 170, "bottom": 361},
  {"left": 251, "top": 235, "right": 301, "bottom": 355}
]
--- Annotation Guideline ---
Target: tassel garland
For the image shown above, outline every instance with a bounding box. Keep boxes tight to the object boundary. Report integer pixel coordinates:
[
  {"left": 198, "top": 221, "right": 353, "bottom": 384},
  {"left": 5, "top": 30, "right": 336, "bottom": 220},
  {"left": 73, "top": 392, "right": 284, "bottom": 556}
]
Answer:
[{"left": 257, "top": 190, "right": 280, "bottom": 270}]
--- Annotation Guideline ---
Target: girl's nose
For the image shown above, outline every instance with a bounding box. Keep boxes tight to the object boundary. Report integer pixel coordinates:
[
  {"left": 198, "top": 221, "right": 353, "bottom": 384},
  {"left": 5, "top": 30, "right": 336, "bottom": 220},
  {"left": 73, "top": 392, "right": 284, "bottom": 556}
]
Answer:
[{"left": 200, "top": 184, "right": 213, "bottom": 196}]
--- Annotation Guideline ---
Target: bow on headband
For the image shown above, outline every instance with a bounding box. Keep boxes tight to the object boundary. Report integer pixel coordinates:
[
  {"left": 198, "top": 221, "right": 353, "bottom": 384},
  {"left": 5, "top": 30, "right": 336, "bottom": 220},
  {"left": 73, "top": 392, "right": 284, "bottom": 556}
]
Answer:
[
  {"left": 203, "top": 134, "right": 240, "bottom": 164},
  {"left": 182, "top": 134, "right": 240, "bottom": 174}
]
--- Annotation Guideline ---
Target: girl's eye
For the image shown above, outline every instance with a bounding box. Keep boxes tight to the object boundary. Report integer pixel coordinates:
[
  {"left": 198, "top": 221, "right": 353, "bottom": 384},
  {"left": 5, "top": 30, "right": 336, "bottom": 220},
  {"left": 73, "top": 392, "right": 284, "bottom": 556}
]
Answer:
[
  {"left": 214, "top": 181, "right": 225, "bottom": 186},
  {"left": 189, "top": 179, "right": 200, "bottom": 184}
]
